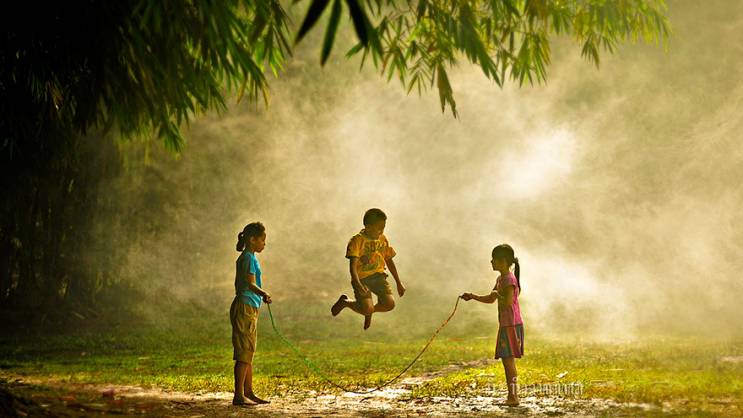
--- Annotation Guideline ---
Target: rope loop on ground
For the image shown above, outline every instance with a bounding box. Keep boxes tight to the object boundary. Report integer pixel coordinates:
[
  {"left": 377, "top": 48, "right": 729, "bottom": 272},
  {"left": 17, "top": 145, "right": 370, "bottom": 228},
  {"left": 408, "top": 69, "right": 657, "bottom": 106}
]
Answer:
[{"left": 266, "top": 296, "right": 462, "bottom": 394}]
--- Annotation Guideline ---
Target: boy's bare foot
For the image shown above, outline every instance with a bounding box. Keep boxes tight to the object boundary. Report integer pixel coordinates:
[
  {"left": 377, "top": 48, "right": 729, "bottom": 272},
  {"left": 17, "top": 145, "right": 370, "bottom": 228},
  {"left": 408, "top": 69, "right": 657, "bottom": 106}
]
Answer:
[
  {"left": 245, "top": 393, "right": 270, "bottom": 404},
  {"left": 331, "top": 295, "right": 348, "bottom": 316},
  {"left": 232, "top": 395, "right": 250, "bottom": 406},
  {"left": 505, "top": 395, "right": 520, "bottom": 406},
  {"left": 363, "top": 314, "right": 372, "bottom": 330}
]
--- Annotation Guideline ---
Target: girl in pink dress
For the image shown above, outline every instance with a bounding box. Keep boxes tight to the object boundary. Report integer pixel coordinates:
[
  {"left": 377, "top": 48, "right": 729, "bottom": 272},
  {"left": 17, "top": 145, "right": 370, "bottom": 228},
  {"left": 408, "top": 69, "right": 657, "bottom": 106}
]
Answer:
[{"left": 461, "top": 243, "right": 523, "bottom": 406}]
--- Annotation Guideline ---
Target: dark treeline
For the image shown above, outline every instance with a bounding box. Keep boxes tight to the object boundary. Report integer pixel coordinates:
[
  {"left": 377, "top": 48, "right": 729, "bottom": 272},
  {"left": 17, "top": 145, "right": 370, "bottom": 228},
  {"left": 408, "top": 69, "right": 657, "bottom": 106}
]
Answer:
[
  {"left": 0, "top": 0, "right": 290, "bottom": 327},
  {"left": 0, "top": 2, "right": 128, "bottom": 319},
  {"left": 0, "top": 0, "right": 125, "bottom": 319},
  {"left": 0, "top": 133, "right": 126, "bottom": 324}
]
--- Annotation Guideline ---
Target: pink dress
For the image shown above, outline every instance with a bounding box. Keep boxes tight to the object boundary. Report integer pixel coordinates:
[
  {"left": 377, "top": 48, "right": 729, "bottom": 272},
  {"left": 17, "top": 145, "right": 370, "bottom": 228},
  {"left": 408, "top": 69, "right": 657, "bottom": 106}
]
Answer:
[{"left": 494, "top": 272, "right": 524, "bottom": 359}]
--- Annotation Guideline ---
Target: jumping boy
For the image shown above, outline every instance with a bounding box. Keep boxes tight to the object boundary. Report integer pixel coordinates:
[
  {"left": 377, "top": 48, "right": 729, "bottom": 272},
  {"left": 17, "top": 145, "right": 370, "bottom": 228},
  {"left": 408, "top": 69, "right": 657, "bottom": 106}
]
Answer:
[{"left": 331, "top": 208, "right": 405, "bottom": 330}]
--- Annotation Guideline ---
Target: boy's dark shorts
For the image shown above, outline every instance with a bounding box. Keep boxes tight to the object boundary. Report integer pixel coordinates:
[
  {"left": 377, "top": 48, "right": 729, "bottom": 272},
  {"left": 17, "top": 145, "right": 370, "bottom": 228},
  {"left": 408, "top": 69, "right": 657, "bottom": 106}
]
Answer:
[
  {"left": 230, "top": 297, "right": 258, "bottom": 363},
  {"left": 353, "top": 272, "right": 393, "bottom": 300}
]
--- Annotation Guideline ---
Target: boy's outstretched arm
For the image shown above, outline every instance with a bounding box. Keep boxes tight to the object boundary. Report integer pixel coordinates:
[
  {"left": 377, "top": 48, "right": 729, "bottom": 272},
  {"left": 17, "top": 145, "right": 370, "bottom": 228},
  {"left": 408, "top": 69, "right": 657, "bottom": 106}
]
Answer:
[{"left": 385, "top": 257, "right": 405, "bottom": 297}]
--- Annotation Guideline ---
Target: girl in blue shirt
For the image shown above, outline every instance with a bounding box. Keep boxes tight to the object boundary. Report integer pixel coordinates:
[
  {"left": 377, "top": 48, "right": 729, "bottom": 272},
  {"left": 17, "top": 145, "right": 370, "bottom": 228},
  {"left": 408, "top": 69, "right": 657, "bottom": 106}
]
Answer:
[{"left": 231, "top": 222, "right": 271, "bottom": 406}]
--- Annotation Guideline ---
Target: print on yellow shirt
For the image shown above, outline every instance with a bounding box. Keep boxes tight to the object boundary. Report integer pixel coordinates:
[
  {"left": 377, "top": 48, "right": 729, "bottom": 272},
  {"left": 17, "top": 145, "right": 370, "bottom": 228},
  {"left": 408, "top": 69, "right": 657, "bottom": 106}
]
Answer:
[{"left": 345, "top": 230, "right": 396, "bottom": 280}]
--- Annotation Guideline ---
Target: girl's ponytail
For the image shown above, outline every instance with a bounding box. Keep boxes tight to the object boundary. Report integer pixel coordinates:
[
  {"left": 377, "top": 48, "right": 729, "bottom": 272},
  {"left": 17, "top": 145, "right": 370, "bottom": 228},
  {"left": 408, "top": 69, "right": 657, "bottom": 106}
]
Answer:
[
  {"left": 236, "top": 231, "right": 246, "bottom": 252},
  {"left": 492, "top": 243, "right": 521, "bottom": 293}
]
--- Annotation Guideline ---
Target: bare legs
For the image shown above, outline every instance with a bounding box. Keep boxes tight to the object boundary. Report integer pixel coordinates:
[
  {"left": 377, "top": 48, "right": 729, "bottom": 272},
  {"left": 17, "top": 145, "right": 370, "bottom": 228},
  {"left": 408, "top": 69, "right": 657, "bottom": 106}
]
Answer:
[
  {"left": 344, "top": 297, "right": 374, "bottom": 315},
  {"left": 332, "top": 293, "right": 395, "bottom": 330},
  {"left": 233, "top": 361, "right": 249, "bottom": 405},
  {"left": 233, "top": 360, "right": 269, "bottom": 405},
  {"left": 364, "top": 295, "right": 394, "bottom": 329},
  {"left": 501, "top": 357, "right": 520, "bottom": 405},
  {"left": 374, "top": 295, "right": 395, "bottom": 312}
]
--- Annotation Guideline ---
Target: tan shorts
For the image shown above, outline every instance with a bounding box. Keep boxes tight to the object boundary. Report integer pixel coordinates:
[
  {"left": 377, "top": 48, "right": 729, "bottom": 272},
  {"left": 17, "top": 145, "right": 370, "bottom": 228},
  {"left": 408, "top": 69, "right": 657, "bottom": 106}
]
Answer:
[
  {"left": 353, "top": 272, "right": 393, "bottom": 300},
  {"left": 230, "top": 297, "right": 258, "bottom": 363}
]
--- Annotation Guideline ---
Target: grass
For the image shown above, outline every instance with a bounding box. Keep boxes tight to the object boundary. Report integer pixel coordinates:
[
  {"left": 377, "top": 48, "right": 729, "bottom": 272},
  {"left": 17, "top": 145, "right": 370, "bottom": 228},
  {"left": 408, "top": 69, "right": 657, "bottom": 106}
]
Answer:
[
  {"left": 1, "top": 302, "right": 742, "bottom": 416},
  {"left": 410, "top": 337, "right": 743, "bottom": 407}
]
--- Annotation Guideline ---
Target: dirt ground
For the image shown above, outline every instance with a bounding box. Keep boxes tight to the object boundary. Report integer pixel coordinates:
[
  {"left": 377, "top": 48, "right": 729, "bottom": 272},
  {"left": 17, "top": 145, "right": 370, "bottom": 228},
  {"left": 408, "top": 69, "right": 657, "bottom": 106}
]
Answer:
[{"left": 1, "top": 364, "right": 674, "bottom": 418}]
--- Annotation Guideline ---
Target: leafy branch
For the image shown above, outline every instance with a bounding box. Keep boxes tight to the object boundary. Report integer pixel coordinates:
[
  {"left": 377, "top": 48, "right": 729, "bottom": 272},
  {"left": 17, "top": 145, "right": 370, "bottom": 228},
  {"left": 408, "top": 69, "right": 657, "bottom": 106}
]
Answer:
[{"left": 296, "top": 0, "right": 670, "bottom": 117}]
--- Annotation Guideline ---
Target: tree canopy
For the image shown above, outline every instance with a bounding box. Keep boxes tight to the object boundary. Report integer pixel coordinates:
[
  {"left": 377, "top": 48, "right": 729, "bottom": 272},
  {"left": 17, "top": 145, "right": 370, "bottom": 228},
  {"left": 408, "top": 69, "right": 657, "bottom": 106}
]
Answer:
[
  {"left": 303, "top": 0, "right": 669, "bottom": 117},
  {"left": 2, "top": 0, "right": 669, "bottom": 151}
]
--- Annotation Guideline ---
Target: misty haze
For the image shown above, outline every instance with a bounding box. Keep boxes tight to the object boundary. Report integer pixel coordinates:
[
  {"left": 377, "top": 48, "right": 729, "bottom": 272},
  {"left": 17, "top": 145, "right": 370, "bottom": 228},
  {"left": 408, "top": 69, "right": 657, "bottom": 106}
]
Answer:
[{"left": 2, "top": 0, "right": 741, "bottom": 416}]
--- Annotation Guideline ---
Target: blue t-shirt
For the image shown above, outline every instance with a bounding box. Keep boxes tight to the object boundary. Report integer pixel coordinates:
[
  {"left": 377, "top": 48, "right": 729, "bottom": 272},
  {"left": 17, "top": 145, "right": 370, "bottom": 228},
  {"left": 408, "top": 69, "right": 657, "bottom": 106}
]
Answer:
[{"left": 235, "top": 250, "right": 262, "bottom": 308}]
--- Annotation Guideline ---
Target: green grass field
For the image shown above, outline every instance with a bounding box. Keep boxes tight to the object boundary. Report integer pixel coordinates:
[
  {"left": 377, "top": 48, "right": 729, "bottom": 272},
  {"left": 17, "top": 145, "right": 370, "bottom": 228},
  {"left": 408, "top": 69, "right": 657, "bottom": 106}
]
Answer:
[{"left": 1, "top": 303, "right": 742, "bottom": 416}]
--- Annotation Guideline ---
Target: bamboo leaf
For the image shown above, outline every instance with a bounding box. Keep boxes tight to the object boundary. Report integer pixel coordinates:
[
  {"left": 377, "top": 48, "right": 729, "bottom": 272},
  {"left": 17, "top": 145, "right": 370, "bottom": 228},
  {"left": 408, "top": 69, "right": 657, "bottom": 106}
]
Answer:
[
  {"left": 345, "top": 42, "right": 365, "bottom": 57},
  {"left": 435, "top": 63, "right": 457, "bottom": 117},
  {"left": 416, "top": 0, "right": 428, "bottom": 18},
  {"left": 295, "top": 0, "right": 331, "bottom": 45},
  {"left": 345, "top": 0, "right": 369, "bottom": 46},
  {"left": 321, "top": 0, "right": 343, "bottom": 65},
  {"left": 250, "top": 13, "right": 267, "bottom": 44}
]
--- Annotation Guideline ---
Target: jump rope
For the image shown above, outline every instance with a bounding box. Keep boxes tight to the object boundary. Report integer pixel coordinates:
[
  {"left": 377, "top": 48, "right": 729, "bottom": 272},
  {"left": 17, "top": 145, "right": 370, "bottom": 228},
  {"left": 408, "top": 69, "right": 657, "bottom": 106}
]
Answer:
[{"left": 265, "top": 296, "right": 463, "bottom": 394}]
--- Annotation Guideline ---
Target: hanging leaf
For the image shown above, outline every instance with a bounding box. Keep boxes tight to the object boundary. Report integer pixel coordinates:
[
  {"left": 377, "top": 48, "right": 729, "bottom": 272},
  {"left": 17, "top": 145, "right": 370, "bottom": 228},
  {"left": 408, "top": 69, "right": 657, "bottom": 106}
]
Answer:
[
  {"left": 345, "top": 0, "right": 369, "bottom": 46},
  {"left": 435, "top": 63, "right": 457, "bottom": 117},
  {"left": 416, "top": 0, "right": 428, "bottom": 18},
  {"left": 295, "top": 0, "right": 331, "bottom": 45},
  {"left": 321, "top": 0, "right": 343, "bottom": 65},
  {"left": 345, "top": 42, "right": 364, "bottom": 58}
]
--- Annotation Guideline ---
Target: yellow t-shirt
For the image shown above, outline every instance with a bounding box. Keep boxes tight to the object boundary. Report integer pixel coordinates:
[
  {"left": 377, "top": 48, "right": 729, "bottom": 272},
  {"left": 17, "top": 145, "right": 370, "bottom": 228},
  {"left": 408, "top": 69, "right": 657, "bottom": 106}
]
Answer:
[{"left": 345, "top": 230, "right": 396, "bottom": 280}]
